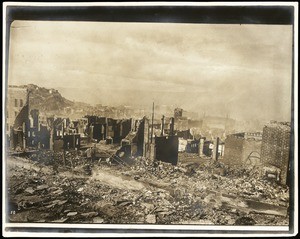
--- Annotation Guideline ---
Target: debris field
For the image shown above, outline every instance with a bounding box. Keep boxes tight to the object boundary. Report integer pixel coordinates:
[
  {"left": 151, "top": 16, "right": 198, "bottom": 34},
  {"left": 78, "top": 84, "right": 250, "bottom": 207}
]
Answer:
[{"left": 6, "top": 148, "right": 289, "bottom": 225}]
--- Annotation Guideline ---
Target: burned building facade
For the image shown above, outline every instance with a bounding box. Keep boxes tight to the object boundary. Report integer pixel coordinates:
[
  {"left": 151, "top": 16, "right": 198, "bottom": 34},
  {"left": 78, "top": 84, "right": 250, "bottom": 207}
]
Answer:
[
  {"left": 115, "top": 118, "right": 133, "bottom": 143},
  {"left": 154, "top": 116, "right": 179, "bottom": 165},
  {"left": 114, "top": 117, "right": 150, "bottom": 160},
  {"left": 86, "top": 116, "right": 133, "bottom": 144},
  {"left": 27, "top": 109, "right": 39, "bottom": 148},
  {"left": 173, "top": 108, "right": 189, "bottom": 131},
  {"left": 222, "top": 132, "right": 262, "bottom": 165},
  {"left": 6, "top": 86, "right": 29, "bottom": 150},
  {"left": 63, "top": 134, "right": 81, "bottom": 150},
  {"left": 86, "top": 116, "right": 107, "bottom": 142},
  {"left": 261, "top": 122, "right": 291, "bottom": 185},
  {"left": 6, "top": 86, "right": 28, "bottom": 134},
  {"left": 155, "top": 136, "right": 179, "bottom": 165},
  {"left": 136, "top": 117, "right": 150, "bottom": 157},
  {"left": 186, "top": 139, "right": 199, "bottom": 154}
]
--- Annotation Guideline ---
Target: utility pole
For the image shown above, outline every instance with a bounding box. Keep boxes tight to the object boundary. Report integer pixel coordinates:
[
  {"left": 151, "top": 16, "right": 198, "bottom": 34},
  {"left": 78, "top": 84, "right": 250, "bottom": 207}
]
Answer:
[{"left": 151, "top": 102, "right": 154, "bottom": 143}]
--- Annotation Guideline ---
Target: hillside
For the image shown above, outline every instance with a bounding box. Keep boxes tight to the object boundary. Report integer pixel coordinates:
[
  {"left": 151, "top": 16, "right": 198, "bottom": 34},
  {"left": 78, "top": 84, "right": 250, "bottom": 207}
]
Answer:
[{"left": 23, "top": 84, "right": 75, "bottom": 112}]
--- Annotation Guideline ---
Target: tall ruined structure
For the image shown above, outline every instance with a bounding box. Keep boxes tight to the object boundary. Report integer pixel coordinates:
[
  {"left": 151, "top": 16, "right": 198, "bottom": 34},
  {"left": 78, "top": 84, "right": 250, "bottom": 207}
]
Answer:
[{"left": 261, "top": 122, "right": 291, "bottom": 185}]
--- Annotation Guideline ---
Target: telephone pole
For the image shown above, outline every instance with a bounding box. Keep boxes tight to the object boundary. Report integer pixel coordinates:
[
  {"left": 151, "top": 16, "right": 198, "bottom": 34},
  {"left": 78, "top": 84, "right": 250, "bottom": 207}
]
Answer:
[{"left": 151, "top": 102, "right": 154, "bottom": 143}]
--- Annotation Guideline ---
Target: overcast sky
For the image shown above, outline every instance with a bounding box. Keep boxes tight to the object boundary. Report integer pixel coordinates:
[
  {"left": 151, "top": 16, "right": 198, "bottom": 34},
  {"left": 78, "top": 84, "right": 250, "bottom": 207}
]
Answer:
[{"left": 8, "top": 20, "right": 293, "bottom": 121}]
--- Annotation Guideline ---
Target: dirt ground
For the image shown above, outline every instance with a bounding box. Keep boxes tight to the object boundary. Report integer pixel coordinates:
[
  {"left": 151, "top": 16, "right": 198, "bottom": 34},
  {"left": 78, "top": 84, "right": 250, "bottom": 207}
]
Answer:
[{"left": 5, "top": 150, "right": 289, "bottom": 225}]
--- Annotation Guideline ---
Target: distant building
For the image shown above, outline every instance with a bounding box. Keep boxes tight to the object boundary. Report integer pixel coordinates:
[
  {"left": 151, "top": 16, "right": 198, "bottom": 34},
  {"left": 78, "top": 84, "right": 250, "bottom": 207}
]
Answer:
[
  {"left": 177, "top": 129, "right": 193, "bottom": 140},
  {"left": 261, "top": 122, "right": 291, "bottom": 185},
  {"left": 186, "top": 139, "right": 200, "bottom": 154},
  {"left": 175, "top": 117, "right": 189, "bottom": 131},
  {"left": 222, "top": 132, "right": 262, "bottom": 165},
  {"left": 174, "top": 108, "right": 183, "bottom": 119},
  {"left": 173, "top": 108, "right": 189, "bottom": 131}
]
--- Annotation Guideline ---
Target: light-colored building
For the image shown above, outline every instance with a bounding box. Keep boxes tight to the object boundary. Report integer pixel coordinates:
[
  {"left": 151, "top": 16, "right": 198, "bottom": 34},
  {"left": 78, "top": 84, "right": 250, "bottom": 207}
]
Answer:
[{"left": 6, "top": 86, "right": 28, "bottom": 135}]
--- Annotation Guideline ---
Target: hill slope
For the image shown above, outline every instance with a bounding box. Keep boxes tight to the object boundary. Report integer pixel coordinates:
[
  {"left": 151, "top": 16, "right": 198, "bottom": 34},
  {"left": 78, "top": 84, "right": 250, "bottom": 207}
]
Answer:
[{"left": 24, "top": 84, "right": 75, "bottom": 112}]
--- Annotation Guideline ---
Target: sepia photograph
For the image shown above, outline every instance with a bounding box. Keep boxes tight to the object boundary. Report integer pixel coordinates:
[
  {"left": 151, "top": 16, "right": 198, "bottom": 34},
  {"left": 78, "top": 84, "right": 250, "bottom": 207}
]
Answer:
[{"left": 2, "top": 2, "right": 298, "bottom": 237}]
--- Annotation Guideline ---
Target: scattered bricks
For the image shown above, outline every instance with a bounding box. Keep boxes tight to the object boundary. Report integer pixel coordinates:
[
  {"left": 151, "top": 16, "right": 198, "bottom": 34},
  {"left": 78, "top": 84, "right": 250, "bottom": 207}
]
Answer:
[{"left": 6, "top": 147, "right": 290, "bottom": 226}]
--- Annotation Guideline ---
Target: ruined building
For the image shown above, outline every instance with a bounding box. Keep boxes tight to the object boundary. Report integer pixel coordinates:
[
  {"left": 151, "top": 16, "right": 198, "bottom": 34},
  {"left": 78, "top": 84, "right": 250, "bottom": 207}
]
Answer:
[
  {"left": 115, "top": 117, "right": 150, "bottom": 160},
  {"left": 136, "top": 117, "right": 150, "bottom": 157},
  {"left": 174, "top": 108, "right": 189, "bottom": 131},
  {"left": 177, "top": 129, "right": 193, "bottom": 140},
  {"left": 86, "top": 116, "right": 133, "bottom": 144},
  {"left": 154, "top": 116, "right": 179, "bottom": 165},
  {"left": 261, "top": 122, "right": 291, "bottom": 185},
  {"left": 6, "top": 86, "right": 29, "bottom": 150},
  {"left": 222, "top": 132, "right": 262, "bottom": 165},
  {"left": 174, "top": 108, "right": 183, "bottom": 119},
  {"left": 6, "top": 86, "right": 28, "bottom": 134},
  {"left": 27, "top": 109, "right": 39, "bottom": 148}
]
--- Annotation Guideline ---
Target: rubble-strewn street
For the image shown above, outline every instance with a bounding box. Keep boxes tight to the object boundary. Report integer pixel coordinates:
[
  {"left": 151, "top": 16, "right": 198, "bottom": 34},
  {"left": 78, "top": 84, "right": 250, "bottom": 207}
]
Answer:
[{"left": 7, "top": 149, "right": 289, "bottom": 225}]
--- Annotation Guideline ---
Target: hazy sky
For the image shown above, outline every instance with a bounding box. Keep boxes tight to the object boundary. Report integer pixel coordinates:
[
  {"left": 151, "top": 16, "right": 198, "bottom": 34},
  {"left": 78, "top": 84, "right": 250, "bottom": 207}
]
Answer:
[{"left": 8, "top": 20, "right": 293, "bottom": 121}]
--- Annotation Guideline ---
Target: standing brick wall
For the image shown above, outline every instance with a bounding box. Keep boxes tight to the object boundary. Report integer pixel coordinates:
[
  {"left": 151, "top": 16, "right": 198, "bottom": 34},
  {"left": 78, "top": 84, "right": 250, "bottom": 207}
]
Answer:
[
  {"left": 223, "top": 135, "right": 244, "bottom": 165},
  {"left": 261, "top": 122, "right": 291, "bottom": 185},
  {"left": 223, "top": 134, "right": 262, "bottom": 165}
]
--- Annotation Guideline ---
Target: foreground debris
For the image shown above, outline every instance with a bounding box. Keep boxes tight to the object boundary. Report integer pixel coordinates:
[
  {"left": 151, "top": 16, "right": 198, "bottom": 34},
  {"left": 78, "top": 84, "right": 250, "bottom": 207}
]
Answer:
[{"left": 6, "top": 150, "right": 289, "bottom": 225}]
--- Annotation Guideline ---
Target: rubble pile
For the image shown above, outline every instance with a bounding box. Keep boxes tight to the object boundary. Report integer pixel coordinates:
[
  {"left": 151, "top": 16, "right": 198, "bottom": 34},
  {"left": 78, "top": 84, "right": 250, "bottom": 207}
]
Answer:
[
  {"left": 197, "top": 160, "right": 290, "bottom": 208},
  {"left": 6, "top": 151, "right": 289, "bottom": 226}
]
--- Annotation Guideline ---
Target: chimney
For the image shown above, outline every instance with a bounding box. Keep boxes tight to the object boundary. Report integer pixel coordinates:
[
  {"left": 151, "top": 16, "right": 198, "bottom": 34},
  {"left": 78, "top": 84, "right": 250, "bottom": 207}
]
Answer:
[
  {"left": 212, "top": 137, "right": 220, "bottom": 160},
  {"left": 199, "top": 138, "right": 204, "bottom": 157},
  {"left": 161, "top": 115, "right": 165, "bottom": 136},
  {"left": 170, "top": 117, "right": 175, "bottom": 136}
]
